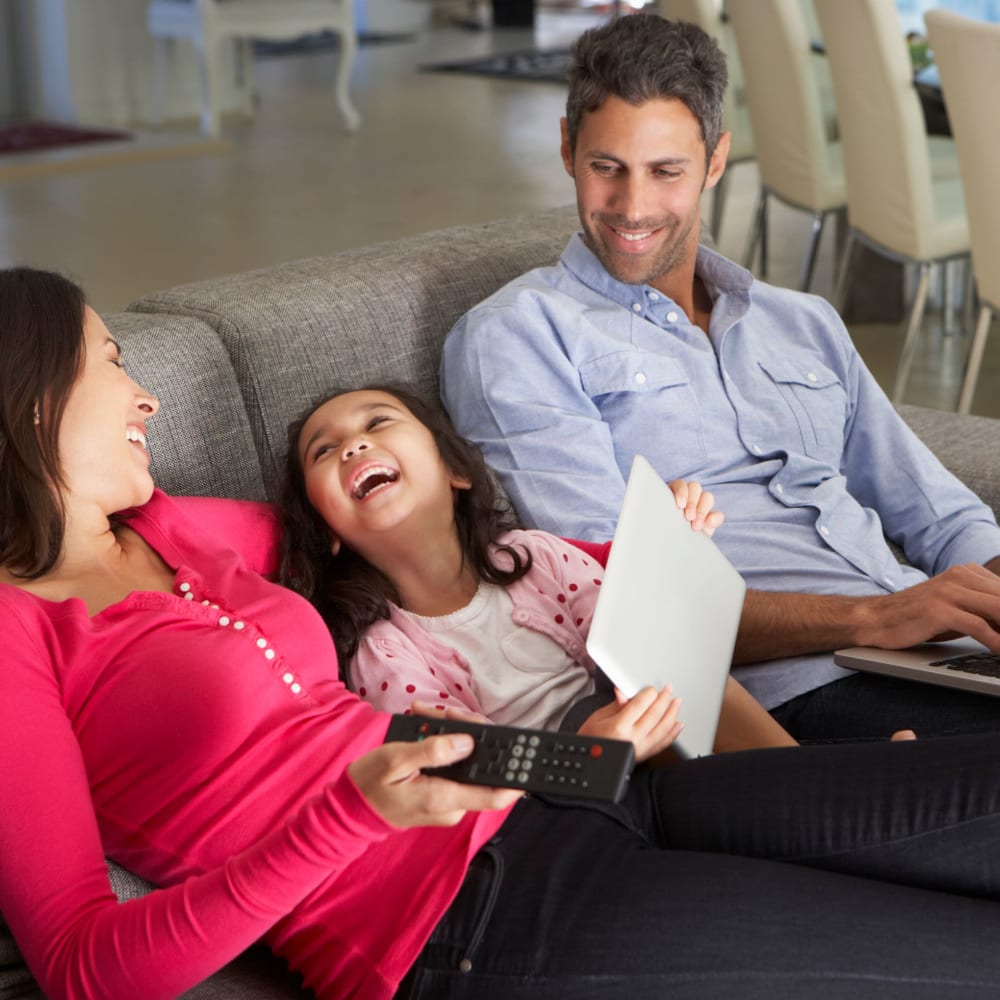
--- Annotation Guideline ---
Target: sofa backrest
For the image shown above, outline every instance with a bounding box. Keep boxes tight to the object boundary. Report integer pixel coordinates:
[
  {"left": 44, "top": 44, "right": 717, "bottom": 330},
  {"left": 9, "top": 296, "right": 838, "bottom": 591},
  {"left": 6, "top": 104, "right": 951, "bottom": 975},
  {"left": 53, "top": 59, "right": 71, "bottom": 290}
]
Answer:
[{"left": 127, "top": 206, "right": 580, "bottom": 499}]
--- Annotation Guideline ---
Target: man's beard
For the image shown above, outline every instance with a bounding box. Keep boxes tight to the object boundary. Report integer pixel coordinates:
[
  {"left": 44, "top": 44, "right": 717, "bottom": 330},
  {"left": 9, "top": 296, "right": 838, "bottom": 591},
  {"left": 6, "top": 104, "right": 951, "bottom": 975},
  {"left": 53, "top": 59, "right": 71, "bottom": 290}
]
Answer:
[{"left": 582, "top": 212, "right": 695, "bottom": 287}]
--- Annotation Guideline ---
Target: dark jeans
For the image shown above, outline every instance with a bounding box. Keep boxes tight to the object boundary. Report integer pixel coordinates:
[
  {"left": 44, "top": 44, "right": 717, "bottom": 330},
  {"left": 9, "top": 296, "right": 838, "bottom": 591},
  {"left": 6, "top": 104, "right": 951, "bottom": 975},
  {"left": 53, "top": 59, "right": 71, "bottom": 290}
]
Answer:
[
  {"left": 398, "top": 733, "right": 1000, "bottom": 999},
  {"left": 771, "top": 671, "right": 1000, "bottom": 742}
]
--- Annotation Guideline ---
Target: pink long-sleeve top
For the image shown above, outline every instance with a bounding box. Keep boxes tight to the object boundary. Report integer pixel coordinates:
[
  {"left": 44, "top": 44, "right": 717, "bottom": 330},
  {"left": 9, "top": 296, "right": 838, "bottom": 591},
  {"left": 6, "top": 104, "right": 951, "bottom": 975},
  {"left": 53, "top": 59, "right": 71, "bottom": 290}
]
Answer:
[{"left": 0, "top": 490, "right": 510, "bottom": 1000}]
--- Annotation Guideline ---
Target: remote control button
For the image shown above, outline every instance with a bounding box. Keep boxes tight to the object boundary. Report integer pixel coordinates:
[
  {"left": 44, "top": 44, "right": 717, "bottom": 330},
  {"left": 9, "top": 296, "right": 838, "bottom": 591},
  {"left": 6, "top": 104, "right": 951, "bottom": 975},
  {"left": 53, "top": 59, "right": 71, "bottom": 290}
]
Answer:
[
  {"left": 518, "top": 772, "right": 529, "bottom": 783},
  {"left": 590, "top": 745, "right": 604, "bottom": 758},
  {"left": 529, "top": 736, "right": 540, "bottom": 747},
  {"left": 506, "top": 758, "right": 520, "bottom": 771},
  {"left": 525, "top": 747, "right": 537, "bottom": 760},
  {"left": 505, "top": 771, "right": 516, "bottom": 782}
]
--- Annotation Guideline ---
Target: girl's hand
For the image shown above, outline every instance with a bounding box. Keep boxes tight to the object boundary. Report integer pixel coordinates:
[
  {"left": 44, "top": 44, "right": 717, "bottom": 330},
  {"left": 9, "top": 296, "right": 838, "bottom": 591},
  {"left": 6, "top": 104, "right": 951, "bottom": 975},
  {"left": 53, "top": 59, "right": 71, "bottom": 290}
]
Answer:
[
  {"left": 667, "top": 479, "right": 724, "bottom": 537},
  {"left": 577, "top": 686, "right": 683, "bottom": 763},
  {"left": 349, "top": 734, "right": 521, "bottom": 828}
]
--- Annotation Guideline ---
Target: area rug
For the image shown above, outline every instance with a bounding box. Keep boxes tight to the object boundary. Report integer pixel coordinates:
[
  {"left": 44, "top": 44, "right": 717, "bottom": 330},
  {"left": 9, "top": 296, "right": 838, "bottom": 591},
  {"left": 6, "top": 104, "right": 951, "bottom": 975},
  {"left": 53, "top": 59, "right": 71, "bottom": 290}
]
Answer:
[
  {"left": 0, "top": 130, "right": 231, "bottom": 183},
  {"left": 423, "top": 48, "right": 571, "bottom": 83},
  {"left": 0, "top": 121, "right": 131, "bottom": 156}
]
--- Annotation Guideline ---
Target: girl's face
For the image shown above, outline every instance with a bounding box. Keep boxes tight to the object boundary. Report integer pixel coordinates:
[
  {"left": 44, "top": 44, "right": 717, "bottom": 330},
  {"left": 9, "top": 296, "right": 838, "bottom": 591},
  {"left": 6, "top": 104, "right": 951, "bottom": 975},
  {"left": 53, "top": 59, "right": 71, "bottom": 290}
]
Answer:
[
  {"left": 58, "top": 306, "right": 160, "bottom": 517},
  {"left": 298, "top": 390, "right": 470, "bottom": 561}
]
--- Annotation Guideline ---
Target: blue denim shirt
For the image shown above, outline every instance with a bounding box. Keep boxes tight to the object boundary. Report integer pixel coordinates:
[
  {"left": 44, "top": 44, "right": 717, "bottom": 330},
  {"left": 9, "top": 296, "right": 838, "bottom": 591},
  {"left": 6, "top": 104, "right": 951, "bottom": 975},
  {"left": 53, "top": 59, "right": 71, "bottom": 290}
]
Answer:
[{"left": 441, "top": 234, "right": 1000, "bottom": 708}]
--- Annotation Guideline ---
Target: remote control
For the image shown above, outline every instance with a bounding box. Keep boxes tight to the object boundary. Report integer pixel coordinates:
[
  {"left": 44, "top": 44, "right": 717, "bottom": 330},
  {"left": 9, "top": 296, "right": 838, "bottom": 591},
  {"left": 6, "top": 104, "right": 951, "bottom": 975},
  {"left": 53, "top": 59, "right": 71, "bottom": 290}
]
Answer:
[{"left": 384, "top": 714, "right": 635, "bottom": 803}]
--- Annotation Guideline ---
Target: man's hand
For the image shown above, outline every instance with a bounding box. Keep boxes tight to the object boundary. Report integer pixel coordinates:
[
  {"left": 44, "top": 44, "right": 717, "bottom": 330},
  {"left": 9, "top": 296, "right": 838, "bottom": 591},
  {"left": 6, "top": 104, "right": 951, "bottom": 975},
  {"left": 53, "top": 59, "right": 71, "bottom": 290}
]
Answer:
[
  {"left": 667, "top": 479, "right": 724, "bottom": 537},
  {"left": 735, "top": 563, "right": 1000, "bottom": 664},
  {"left": 578, "top": 686, "right": 682, "bottom": 762},
  {"left": 349, "top": 733, "right": 521, "bottom": 828}
]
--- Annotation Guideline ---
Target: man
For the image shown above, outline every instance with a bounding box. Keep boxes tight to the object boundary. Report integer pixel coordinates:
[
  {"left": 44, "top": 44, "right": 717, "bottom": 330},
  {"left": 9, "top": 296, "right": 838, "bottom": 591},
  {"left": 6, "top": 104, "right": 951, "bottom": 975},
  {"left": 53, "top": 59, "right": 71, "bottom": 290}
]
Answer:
[{"left": 440, "top": 13, "right": 1000, "bottom": 741}]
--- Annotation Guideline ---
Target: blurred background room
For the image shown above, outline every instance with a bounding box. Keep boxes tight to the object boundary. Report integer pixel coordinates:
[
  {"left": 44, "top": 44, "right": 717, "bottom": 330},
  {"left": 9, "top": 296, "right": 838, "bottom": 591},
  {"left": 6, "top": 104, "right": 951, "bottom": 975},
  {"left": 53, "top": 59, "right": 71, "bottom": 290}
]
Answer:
[{"left": 1, "top": 0, "right": 998, "bottom": 416}]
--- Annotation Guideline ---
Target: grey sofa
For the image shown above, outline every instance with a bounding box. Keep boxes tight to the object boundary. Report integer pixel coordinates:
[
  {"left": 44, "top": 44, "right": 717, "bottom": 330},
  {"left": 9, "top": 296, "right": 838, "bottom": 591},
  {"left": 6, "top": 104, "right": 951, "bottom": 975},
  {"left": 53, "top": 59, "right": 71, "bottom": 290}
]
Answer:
[{"left": 4, "top": 206, "right": 1000, "bottom": 999}]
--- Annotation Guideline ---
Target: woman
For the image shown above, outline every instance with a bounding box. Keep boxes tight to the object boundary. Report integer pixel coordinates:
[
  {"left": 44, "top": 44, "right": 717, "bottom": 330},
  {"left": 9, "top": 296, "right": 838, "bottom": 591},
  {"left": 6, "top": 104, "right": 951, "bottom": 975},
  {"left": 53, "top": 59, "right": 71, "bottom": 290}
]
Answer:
[{"left": 5, "top": 266, "right": 1000, "bottom": 1000}]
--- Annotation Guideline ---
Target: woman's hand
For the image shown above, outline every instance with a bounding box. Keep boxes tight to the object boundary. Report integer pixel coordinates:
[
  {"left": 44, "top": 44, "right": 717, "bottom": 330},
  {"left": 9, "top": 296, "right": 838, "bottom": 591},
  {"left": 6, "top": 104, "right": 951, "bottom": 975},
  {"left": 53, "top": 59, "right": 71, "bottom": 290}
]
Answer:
[
  {"left": 349, "top": 729, "right": 521, "bottom": 829},
  {"left": 668, "top": 479, "right": 724, "bottom": 537},
  {"left": 577, "top": 686, "right": 683, "bottom": 763}
]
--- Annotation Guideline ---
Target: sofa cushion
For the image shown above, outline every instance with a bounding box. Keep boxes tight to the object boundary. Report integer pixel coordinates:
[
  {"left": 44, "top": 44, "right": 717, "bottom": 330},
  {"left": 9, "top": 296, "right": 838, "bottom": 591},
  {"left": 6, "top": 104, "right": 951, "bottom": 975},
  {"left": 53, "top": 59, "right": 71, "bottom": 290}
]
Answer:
[
  {"left": 899, "top": 403, "right": 1000, "bottom": 516},
  {"left": 106, "top": 313, "right": 268, "bottom": 501},
  {"left": 128, "top": 206, "right": 579, "bottom": 494}
]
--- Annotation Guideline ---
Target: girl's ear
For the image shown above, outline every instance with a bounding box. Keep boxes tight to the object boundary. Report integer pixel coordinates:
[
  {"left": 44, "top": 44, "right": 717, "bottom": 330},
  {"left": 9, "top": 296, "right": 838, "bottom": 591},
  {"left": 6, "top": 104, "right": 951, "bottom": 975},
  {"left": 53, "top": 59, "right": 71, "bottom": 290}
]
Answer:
[{"left": 450, "top": 473, "right": 473, "bottom": 491}]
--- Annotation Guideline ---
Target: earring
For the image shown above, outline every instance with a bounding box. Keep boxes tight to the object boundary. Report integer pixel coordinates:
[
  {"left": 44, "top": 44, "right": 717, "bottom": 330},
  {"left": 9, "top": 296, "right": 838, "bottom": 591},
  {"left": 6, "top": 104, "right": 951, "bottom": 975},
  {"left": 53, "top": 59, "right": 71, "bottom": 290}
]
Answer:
[{"left": 33, "top": 408, "right": 40, "bottom": 425}]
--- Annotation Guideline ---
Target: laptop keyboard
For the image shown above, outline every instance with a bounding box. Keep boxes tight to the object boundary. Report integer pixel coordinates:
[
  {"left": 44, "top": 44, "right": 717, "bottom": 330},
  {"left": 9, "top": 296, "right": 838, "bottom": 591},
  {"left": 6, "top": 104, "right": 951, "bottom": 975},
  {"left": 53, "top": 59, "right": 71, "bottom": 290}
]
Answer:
[{"left": 929, "top": 651, "right": 1000, "bottom": 678}]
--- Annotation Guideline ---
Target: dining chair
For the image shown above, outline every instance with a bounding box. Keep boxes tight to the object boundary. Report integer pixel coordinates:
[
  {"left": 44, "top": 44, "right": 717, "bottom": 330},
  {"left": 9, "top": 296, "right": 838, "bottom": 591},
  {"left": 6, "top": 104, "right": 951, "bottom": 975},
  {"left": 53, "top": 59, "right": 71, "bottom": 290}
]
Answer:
[
  {"left": 147, "top": 0, "right": 361, "bottom": 138},
  {"left": 656, "top": 0, "right": 755, "bottom": 243},
  {"left": 813, "top": 0, "right": 968, "bottom": 405},
  {"left": 924, "top": 9, "right": 1000, "bottom": 414},
  {"left": 728, "top": 0, "right": 845, "bottom": 292}
]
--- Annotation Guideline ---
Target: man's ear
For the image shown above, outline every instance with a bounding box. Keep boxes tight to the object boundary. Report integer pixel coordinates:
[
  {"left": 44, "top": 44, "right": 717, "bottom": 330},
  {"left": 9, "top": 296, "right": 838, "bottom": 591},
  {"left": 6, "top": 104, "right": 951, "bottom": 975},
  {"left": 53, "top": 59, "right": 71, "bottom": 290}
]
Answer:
[
  {"left": 560, "top": 117, "right": 575, "bottom": 178},
  {"left": 704, "top": 131, "right": 731, "bottom": 192}
]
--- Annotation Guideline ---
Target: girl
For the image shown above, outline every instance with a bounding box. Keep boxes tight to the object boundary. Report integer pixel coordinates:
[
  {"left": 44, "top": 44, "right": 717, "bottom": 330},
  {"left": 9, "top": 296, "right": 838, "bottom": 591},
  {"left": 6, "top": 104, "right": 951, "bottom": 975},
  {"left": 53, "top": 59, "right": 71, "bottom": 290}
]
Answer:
[{"left": 280, "top": 383, "right": 796, "bottom": 760}]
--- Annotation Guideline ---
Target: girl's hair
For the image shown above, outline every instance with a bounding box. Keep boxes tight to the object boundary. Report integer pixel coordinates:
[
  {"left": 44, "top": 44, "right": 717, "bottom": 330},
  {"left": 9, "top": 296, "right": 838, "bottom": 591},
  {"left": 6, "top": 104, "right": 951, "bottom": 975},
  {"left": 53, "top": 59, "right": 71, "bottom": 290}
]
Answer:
[
  {"left": 279, "top": 382, "right": 532, "bottom": 672},
  {"left": 0, "top": 267, "right": 87, "bottom": 577}
]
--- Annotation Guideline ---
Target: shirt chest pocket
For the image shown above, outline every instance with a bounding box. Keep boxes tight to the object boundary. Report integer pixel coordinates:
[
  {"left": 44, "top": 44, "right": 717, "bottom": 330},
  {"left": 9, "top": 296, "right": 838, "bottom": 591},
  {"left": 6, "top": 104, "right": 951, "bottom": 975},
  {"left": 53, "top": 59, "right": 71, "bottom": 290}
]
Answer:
[
  {"left": 758, "top": 359, "right": 847, "bottom": 461},
  {"left": 579, "top": 352, "right": 707, "bottom": 471}
]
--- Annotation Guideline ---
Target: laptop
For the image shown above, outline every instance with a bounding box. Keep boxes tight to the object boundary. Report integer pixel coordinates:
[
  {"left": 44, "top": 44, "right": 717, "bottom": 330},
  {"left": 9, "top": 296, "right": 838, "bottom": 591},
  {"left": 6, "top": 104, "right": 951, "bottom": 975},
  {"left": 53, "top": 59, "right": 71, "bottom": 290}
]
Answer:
[
  {"left": 834, "top": 638, "right": 1000, "bottom": 697},
  {"left": 585, "top": 454, "right": 747, "bottom": 759}
]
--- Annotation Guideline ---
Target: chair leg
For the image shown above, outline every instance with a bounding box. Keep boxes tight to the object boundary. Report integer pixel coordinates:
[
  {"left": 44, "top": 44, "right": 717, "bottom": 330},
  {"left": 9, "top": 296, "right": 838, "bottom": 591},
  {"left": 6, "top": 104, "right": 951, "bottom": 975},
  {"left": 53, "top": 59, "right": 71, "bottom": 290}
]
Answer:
[
  {"left": 957, "top": 304, "right": 994, "bottom": 414},
  {"left": 192, "top": 30, "right": 223, "bottom": 137},
  {"left": 710, "top": 170, "right": 729, "bottom": 242},
  {"left": 333, "top": 27, "right": 361, "bottom": 132},
  {"left": 891, "top": 262, "right": 931, "bottom": 405},
  {"left": 150, "top": 37, "right": 172, "bottom": 129},
  {"left": 832, "top": 230, "right": 856, "bottom": 315},
  {"left": 799, "top": 211, "right": 827, "bottom": 293},
  {"left": 742, "top": 189, "right": 766, "bottom": 272}
]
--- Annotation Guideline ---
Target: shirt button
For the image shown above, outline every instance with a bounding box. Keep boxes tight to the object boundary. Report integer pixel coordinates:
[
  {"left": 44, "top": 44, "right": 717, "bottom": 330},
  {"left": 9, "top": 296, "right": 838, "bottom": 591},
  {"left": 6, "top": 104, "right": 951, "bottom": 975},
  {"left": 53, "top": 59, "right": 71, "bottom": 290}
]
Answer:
[
  {"left": 202, "top": 599, "right": 210, "bottom": 606},
  {"left": 631, "top": 302, "right": 642, "bottom": 313},
  {"left": 666, "top": 310, "right": 679, "bottom": 323},
  {"left": 184, "top": 592, "right": 194, "bottom": 601},
  {"left": 178, "top": 582, "right": 191, "bottom": 593},
  {"left": 291, "top": 683, "right": 302, "bottom": 695},
  {"left": 774, "top": 484, "right": 784, "bottom": 495},
  {"left": 634, "top": 372, "right": 647, "bottom": 385},
  {"left": 256, "top": 638, "right": 268, "bottom": 649},
  {"left": 751, "top": 444, "right": 762, "bottom": 455},
  {"left": 820, "top": 526, "right": 831, "bottom": 537},
  {"left": 807, "top": 372, "right": 818, "bottom": 383},
  {"left": 283, "top": 673, "right": 294, "bottom": 684},
  {"left": 264, "top": 648, "right": 276, "bottom": 660},
  {"left": 233, "top": 621, "right": 245, "bottom": 630},
  {"left": 218, "top": 616, "right": 230, "bottom": 627},
  {"left": 649, "top": 291, "right": 659, "bottom": 301}
]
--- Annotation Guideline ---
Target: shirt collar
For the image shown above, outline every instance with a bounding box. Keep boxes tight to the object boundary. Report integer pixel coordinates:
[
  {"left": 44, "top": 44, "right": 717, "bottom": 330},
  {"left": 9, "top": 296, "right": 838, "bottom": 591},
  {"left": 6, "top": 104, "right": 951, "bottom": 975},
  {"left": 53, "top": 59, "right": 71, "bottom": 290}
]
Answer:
[{"left": 559, "top": 231, "right": 754, "bottom": 314}]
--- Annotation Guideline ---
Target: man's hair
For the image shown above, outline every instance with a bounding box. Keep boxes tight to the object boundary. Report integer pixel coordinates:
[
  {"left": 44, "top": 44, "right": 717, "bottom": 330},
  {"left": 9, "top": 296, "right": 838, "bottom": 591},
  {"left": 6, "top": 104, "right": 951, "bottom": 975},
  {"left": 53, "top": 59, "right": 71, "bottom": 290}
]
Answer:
[
  {"left": 565, "top": 13, "right": 728, "bottom": 161},
  {"left": 278, "top": 381, "right": 532, "bottom": 674},
  {"left": 0, "top": 267, "right": 86, "bottom": 577}
]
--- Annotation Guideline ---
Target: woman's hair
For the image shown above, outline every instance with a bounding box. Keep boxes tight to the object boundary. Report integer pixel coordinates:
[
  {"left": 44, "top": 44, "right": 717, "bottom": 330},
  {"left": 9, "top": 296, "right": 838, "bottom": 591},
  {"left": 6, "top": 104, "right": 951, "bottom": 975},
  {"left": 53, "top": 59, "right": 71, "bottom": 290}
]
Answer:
[
  {"left": 279, "top": 382, "right": 532, "bottom": 672},
  {"left": 565, "top": 14, "right": 728, "bottom": 165},
  {"left": 0, "top": 267, "right": 87, "bottom": 577}
]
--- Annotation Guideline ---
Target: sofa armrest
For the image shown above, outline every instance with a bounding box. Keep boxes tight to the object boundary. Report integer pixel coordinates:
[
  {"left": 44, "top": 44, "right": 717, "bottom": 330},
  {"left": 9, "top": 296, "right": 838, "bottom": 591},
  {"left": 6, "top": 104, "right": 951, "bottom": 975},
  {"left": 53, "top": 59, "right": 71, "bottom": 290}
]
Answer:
[{"left": 898, "top": 403, "right": 1000, "bottom": 517}]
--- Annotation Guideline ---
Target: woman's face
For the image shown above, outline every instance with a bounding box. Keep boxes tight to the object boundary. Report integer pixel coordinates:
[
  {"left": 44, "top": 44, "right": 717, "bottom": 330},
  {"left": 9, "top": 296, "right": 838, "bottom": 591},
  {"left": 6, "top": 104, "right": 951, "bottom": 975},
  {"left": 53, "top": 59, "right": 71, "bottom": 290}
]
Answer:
[
  {"left": 297, "top": 389, "right": 469, "bottom": 561},
  {"left": 57, "top": 306, "right": 160, "bottom": 516}
]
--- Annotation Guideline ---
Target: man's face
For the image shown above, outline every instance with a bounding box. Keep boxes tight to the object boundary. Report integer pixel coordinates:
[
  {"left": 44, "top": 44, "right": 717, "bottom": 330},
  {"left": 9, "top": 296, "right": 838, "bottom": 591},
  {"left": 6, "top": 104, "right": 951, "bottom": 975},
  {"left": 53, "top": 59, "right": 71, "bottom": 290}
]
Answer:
[{"left": 561, "top": 96, "right": 728, "bottom": 290}]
